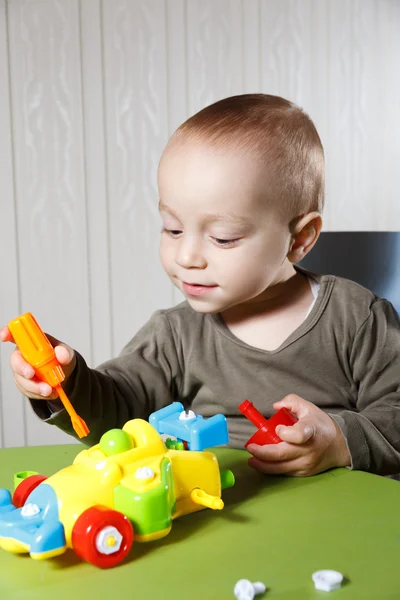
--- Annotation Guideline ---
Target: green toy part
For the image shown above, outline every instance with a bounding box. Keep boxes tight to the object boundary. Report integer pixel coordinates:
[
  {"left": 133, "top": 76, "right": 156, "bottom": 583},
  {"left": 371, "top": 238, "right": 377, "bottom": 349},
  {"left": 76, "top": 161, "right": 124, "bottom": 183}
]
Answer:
[
  {"left": 13, "top": 471, "right": 40, "bottom": 492},
  {"left": 220, "top": 469, "right": 235, "bottom": 490},
  {"left": 114, "top": 458, "right": 175, "bottom": 537},
  {"left": 99, "top": 429, "right": 135, "bottom": 456},
  {"left": 165, "top": 438, "right": 185, "bottom": 451}
]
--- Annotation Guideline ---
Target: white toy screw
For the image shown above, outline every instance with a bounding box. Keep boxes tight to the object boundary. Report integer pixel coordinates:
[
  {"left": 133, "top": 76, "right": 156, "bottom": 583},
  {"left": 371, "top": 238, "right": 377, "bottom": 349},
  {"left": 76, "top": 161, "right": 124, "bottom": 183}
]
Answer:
[
  {"left": 135, "top": 466, "right": 154, "bottom": 480},
  {"left": 234, "top": 579, "right": 266, "bottom": 600},
  {"left": 312, "top": 570, "right": 343, "bottom": 592},
  {"left": 21, "top": 503, "right": 40, "bottom": 517},
  {"left": 179, "top": 409, "right": 196, "bottom": 420}
]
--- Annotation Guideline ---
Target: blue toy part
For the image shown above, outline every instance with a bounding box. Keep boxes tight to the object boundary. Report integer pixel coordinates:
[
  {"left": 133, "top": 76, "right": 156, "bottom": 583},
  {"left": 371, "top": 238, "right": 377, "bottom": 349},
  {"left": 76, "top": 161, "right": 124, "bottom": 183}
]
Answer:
[
  {"left": 149, "top": 402, "right": 229, "bottom": 451},
  {"left": 0, "top": 489, "right": 15, "bottom": 514},
  {"left": 0, "top": 483, "right": 66, "bottom": 558}
]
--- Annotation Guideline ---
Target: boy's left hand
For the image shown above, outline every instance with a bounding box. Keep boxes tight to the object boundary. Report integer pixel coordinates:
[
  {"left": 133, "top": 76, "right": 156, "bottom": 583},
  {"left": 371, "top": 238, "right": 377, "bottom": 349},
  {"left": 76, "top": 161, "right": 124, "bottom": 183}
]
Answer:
[{"left": 246, "top": 394, "right": 351, "bottom": 477}]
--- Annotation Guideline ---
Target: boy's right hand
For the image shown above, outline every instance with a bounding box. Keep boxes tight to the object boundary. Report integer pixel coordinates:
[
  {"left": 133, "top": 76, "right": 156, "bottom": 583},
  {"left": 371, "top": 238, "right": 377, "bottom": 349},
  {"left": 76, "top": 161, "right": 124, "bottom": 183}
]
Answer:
[{"left": 0, "top": 326, "right": 76, "bottom": 400}]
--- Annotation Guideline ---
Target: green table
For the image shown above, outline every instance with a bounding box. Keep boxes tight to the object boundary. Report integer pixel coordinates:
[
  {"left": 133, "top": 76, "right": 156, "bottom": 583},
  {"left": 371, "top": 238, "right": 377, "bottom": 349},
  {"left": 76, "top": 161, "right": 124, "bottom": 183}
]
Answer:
[{"left": 0, "top": 445, "right": 399, "bottom": 599}]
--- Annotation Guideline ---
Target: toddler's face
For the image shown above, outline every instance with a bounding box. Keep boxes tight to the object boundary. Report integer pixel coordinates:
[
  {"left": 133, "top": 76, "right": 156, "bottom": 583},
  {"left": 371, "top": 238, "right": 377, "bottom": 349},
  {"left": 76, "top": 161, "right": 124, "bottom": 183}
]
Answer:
[{"left": 158, "top": 141, "right": 293, "bottom": 314}]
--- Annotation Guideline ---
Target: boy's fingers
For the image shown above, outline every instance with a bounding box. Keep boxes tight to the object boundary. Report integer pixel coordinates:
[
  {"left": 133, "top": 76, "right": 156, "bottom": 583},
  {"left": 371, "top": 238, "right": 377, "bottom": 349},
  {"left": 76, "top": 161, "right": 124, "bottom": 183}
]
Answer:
[
  {"left": 46, "top": 335, "right": 76, "bottom": 375},
  {"left": 9, "top": 350, "right": 35, "bottom": 379},
  {"left": 54, "top": 344, "right": 74, "bottom": 366},
  {"left": 0, "top": 326, "right": 14, "bottom": 343},
  {"left": 246, "top": 441, "right": 301, "bottom": 462},
  {"left": 273, "top": 394, "right": 312, "bottom": 419},
  {"left": 14, "top": 373, "right": 55, "bottom": 399},
  {"left": 276, "top": 421, "right": 315, "bottom": 445},
  {"left": 54, "top": 344, "right": 76, "bottom": 379}
]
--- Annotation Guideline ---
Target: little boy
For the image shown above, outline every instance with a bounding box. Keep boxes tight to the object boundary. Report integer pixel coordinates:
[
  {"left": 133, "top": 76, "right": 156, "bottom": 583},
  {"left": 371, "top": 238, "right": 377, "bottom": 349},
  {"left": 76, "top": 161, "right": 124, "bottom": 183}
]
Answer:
[{"left": 2, "top": 94, "right": 400, "bottom": 477}]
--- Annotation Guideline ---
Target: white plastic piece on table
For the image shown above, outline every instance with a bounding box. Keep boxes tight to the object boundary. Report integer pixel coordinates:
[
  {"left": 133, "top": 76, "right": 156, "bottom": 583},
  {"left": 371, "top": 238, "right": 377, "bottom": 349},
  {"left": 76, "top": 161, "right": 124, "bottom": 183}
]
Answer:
[
  {"left": 234, "top": 579, "right": 266, "bottom": 600},
  {"left": 135, "top": 466, "right": 155, "bottom": 480},
  {"left": 179, "top": 409, "right": 196, "bottom": 421},
  {"left": 21, "top": 503, "right": 40, "bottom": 517},
  {"left": 312, "top": 570, "right": 344, "bottom": 592}
]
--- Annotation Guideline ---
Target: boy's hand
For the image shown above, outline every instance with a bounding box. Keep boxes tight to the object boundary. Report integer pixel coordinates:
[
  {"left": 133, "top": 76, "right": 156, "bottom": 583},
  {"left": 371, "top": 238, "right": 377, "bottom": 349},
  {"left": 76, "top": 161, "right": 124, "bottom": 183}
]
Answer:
[
  {"left": 247, "top": 394, "right": 351, "bottom": 477},
  {"left": 0, "top": 325, "right": 76, "bottom": 400}
]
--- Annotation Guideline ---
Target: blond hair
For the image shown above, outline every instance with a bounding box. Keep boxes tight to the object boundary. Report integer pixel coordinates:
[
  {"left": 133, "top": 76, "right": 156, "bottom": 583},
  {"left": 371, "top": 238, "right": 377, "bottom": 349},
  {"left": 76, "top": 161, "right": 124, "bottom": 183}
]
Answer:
[{"left": 169, "top": 94, "right": 324, "bottom": 221}]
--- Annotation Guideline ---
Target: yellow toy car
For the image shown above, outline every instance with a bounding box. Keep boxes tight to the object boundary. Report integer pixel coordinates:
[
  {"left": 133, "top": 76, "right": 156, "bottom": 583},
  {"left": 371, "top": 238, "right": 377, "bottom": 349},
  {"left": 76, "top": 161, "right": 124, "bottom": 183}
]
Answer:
[{"left": 0, "top": 403, "right": 234, "bottom": 568}]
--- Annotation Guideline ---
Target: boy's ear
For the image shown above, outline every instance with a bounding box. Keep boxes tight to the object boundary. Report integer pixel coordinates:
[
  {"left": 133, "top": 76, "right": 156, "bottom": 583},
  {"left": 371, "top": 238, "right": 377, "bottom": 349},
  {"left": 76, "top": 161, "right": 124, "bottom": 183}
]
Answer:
[{"left": 287, "top": 212, "right": 322, "bottom": 263}]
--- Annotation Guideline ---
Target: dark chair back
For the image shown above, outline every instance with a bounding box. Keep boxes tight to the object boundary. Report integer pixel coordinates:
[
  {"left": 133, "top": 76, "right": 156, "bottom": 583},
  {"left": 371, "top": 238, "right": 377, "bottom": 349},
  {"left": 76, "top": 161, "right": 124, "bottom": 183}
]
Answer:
[{"left": 299, "top": 232, "right": 400, "bottom": 314}]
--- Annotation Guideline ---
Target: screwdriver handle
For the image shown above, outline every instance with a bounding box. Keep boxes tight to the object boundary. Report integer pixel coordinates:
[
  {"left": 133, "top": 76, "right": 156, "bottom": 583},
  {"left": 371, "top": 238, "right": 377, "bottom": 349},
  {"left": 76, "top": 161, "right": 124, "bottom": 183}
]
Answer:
[
  {"left": 8, "top": 312, "right": 90, "bottom": 439},
  {"left": 8, "top": 312, "right": 65, "bottom": 388}
]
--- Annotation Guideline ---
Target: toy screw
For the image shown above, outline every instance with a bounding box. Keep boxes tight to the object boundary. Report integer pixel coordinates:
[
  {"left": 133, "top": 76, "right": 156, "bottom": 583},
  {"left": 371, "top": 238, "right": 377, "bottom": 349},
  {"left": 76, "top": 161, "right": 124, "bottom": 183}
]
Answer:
[
  {"left": 234, "top": 579, "right": 266, "bottom": 600},
  {"left": 312, "top": 570, "right": 343, "bottom": 592},
  {"left": 179, "top": 409, "right": 196, "bottom": 420}
]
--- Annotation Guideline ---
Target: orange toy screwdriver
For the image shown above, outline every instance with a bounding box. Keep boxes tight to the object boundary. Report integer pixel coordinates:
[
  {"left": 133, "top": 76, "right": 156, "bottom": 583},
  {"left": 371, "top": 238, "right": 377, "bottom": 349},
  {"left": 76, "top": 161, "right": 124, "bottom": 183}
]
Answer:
[{"left": 8, "top": 312, "right": 90, "bottom": 439}]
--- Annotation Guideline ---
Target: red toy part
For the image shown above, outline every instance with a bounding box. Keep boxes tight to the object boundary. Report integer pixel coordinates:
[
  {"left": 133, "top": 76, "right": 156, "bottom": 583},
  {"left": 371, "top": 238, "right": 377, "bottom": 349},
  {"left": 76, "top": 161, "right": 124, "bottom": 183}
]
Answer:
[
  {"left": 12, "top": 474, "right": 48, "bottom": 508},
  {"left": 72, "top": 505, "right": 134, "bottom": 568},
  {"left": 238, "top": 400, "right": 297, "bottom": 447}
]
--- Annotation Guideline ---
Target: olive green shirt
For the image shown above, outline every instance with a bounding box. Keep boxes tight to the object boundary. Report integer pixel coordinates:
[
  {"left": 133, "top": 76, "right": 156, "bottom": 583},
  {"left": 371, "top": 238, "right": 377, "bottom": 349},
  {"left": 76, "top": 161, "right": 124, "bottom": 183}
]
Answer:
[{"left": 31, "top": 272, "right": 400, "bottom": 475}]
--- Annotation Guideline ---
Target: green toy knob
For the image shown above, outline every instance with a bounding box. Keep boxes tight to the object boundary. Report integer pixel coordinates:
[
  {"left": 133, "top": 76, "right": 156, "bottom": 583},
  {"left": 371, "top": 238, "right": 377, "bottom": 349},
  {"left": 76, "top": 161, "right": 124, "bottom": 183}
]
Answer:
[
  {"left": 220, "top": 469, "right": 235, "bottom": 490},
  {"left": 14, "top": 471, "right": 40, "bottom": 492},
  {"left": 100, "top": 429, "right": 135, "bottom": 456}
]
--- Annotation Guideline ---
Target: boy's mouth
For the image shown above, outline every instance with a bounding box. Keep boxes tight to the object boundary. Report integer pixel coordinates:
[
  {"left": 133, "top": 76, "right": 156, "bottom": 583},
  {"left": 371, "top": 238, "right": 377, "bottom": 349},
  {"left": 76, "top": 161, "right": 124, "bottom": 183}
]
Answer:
[{"left": 182, "top": 282, "right": 218, "bottom": 296}]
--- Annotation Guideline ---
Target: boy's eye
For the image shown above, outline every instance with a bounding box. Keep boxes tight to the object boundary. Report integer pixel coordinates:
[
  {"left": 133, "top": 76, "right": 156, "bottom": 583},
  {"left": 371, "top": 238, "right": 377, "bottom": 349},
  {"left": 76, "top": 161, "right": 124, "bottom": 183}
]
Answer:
[
  {"left": 212, "top": 237, "right": 240, "bottom": 247},
  {"left": 161, "top": 227, "right": 182, "bottom": 237}
]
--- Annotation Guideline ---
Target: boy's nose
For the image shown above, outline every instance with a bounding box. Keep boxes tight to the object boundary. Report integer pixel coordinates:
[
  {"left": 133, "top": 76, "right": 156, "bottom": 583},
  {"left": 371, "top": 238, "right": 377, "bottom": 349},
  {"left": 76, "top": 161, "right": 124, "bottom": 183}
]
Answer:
[{"left": 175, "top": 236, "right": 207, "bottom": 269}]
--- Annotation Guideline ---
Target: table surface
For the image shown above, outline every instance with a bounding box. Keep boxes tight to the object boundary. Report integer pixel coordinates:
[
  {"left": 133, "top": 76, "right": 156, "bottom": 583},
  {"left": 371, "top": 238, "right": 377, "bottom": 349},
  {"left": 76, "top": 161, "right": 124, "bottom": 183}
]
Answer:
[{"left": 0, "top": 445, "right": 399, "bottom": 599}]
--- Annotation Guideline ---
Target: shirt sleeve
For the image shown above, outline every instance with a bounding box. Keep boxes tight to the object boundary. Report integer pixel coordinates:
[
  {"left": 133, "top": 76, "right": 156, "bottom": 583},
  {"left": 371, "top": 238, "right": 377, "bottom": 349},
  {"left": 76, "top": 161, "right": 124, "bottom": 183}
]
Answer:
[
  {"left": 331, "top": 299, "right": 400, "bottom": 475},
  {"left": 29, "top": 310, "right": 182, "bottom": 446}
]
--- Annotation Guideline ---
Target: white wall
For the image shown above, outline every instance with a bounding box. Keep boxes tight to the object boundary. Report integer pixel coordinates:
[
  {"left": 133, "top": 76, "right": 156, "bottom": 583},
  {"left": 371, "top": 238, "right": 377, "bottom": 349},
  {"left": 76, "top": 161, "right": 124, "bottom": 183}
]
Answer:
[{"left": 0, "top": 0, "right": 399, "bottom": 447}]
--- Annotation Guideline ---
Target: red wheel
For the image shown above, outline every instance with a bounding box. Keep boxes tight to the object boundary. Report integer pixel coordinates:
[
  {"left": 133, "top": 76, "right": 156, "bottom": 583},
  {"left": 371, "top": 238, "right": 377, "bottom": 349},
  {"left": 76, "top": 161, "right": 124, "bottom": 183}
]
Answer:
[
  {"left": 12, "top": 474, "right": 48, "bottom": 508},
  {"left": 71, "top": 505, "right": 134, "bottom": 568}
]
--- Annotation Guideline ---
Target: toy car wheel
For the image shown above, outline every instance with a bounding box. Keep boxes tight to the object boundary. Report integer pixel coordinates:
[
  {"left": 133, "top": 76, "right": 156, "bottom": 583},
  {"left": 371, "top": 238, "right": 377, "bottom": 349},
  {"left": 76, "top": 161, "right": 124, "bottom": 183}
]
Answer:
[
  {"left": 12, "top": 474, "right": 48, "bottom": 508},
  {"left": 71, "top": 505, "right": 134, "bottom": 568}
]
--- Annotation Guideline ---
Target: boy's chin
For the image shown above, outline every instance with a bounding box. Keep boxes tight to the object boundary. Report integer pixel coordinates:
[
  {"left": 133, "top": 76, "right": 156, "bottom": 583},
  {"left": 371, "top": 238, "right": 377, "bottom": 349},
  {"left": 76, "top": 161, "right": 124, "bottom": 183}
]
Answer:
[{"left": 184, "top": 296, "right": 225, "bottom": 314}]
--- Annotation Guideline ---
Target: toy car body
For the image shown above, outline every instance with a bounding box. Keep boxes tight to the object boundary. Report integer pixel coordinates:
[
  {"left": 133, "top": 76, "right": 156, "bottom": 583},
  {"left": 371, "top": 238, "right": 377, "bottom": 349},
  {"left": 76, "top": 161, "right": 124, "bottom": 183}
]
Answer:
[{"left": 0, "top": 404, "right": 233, "bottom": 568}]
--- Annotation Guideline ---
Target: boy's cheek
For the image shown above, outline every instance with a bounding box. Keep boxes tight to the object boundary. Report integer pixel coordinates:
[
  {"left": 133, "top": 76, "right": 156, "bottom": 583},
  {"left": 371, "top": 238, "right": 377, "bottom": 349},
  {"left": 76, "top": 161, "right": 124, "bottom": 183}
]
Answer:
[{"left": 159, "top": 241, "right": 174, "bottom": 272}]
